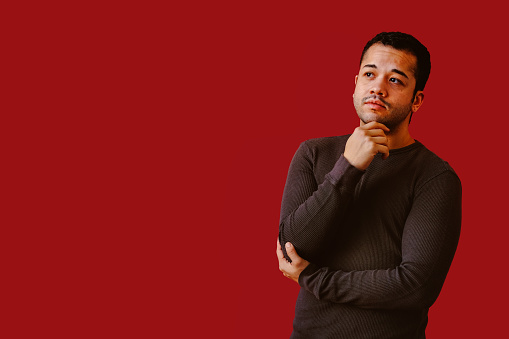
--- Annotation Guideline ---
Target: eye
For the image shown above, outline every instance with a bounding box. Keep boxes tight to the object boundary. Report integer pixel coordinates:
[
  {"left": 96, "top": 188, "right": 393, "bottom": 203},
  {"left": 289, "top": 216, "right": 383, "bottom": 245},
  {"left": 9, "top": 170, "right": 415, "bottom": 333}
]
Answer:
[
  {"left": 389, "top": 77, "right": 401, "bottom": 84},
  {"left": 364, "top": 72, "right": 374, "bottom": 78}
]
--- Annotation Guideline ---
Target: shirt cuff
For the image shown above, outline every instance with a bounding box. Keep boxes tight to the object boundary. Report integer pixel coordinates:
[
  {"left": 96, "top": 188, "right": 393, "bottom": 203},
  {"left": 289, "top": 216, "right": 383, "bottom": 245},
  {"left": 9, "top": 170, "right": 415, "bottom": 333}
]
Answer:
[
  {"left": 325, "top": 154, "right": 364, "bottom": 191},
  {"left": 298, "top": 263, "right": 321, "bottom": 288}
]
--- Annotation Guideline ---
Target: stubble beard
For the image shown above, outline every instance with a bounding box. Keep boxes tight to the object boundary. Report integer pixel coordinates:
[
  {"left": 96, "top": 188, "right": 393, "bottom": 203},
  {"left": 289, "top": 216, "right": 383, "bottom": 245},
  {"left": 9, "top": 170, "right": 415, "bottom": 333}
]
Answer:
[{"left": 353, "top": 95, "right": 413, "bottom": 132}]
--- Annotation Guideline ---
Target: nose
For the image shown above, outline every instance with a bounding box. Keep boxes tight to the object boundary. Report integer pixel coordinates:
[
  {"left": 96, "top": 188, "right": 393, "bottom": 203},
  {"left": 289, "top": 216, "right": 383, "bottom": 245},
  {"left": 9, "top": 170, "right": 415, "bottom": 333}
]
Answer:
[{"left": 370, "top": 78, "right": 387, "bottom": 97}]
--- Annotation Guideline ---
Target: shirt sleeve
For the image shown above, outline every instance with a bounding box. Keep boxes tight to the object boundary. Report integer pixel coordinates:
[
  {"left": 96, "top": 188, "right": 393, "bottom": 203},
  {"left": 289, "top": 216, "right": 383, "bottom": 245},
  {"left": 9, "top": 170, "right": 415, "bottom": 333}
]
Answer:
[
  {"left": 279, "top": 141, "right": 364, "bottom": 262},
  {"left": 298, "top": 170, "right": 462, "bottom": 310}
]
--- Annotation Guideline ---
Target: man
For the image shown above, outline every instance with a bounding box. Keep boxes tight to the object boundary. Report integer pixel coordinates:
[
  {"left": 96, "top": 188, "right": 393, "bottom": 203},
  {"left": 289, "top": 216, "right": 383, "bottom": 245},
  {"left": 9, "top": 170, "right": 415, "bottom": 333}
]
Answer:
[{"left": 277, "top": 32, "right": 461, "bottom": 338}]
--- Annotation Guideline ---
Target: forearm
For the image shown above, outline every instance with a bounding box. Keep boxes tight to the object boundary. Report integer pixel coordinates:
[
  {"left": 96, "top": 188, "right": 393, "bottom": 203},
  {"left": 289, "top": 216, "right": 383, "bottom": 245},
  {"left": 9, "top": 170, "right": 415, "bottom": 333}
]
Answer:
[
  {"left": 298, "top": 171, "right": 462, "bottom": 310},
  {"left": 299, "top": 246, "right": 456, "bottom": 310}
]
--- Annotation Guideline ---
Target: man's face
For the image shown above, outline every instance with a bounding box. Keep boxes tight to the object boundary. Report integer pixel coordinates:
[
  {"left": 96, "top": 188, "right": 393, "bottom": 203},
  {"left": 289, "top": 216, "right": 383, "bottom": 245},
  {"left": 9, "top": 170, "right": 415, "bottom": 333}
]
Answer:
[{"left": 353, "top": 43, "right": 423, "bottom": 131}]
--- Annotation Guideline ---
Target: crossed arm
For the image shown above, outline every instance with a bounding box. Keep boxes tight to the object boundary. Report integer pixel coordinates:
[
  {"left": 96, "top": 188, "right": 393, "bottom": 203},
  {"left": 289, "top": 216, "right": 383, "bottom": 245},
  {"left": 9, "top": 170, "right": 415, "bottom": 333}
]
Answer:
[
  {"left": 277, "top": 125, "right": 462, "bottom": 310},
  {"left": 278, "top": 122, "right": 389, "bottom": 262},
  {"left": 278, "top": 169, "right": 461, "bottom": 310}
]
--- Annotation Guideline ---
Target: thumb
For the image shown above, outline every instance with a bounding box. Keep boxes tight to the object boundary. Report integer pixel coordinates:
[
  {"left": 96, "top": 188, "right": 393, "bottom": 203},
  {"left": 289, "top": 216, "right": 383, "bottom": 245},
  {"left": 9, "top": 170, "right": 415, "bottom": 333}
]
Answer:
[{"left": 285, "top": 242, "right": 299, "bottom": 262}]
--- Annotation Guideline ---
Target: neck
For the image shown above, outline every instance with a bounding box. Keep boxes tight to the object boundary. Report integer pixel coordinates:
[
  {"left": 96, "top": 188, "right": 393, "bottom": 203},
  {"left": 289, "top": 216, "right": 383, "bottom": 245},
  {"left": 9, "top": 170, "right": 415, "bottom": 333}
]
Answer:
[
  {"left": 386, "top": 130, "right": 414, "bottom": 149},
  {"left": 386, "top": 120, "right": 415, "bottom": 149}
]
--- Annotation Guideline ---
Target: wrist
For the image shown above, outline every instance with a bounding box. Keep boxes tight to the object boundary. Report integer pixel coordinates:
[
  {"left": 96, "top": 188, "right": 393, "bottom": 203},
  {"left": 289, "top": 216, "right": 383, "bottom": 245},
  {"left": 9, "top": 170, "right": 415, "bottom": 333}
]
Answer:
[{"left": 343, "top": 153, "right": 367, "bottom": 171}]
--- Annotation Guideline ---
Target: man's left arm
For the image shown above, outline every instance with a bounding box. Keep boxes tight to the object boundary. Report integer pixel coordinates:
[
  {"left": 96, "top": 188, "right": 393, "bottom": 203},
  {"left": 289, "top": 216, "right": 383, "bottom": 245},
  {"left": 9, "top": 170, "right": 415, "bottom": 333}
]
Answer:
[{"left": 278, "top": 170, "right": 461, "bottom": 310}]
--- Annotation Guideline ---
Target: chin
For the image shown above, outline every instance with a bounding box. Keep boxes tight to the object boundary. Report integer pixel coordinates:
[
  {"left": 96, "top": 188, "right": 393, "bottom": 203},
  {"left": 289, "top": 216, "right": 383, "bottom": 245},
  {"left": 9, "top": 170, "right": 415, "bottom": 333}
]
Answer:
[{"left": 359, "top": 112, "right": 381, "bottom": 124}]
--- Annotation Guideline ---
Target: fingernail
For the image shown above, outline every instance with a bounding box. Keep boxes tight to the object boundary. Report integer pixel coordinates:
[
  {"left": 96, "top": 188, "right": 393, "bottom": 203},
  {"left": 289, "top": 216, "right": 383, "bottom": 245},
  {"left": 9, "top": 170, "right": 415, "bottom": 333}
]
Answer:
[{"left": 285, "top": 242, "right": 291, "bottom": 249}]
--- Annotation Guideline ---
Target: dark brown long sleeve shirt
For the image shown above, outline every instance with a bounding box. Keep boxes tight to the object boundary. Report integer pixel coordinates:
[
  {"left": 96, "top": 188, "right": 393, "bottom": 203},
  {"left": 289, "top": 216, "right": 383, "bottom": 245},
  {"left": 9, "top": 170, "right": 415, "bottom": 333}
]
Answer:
[{"left": 279, "top": 136, "right": 461, "bottom": 338}]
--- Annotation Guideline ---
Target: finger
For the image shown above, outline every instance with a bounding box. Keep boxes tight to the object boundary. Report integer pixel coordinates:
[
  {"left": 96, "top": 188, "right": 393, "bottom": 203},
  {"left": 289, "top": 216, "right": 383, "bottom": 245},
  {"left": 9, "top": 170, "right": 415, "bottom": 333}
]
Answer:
[
  {"left": 365, "top": 129, "right": 387, "bottom": 138},
  {"left": 375, "top": 144, "right": 390, "bottom": 159},
  {"left": 285, "top": 242, "right": 300, "bottom": 262},
  {"left": 362, "top": 121, "right": 390, "bottom": 132},
  {"left": 363, "top": 121, "right": 390, "bottom": 131},
  {"left": 371, "top": 136, "right": 388, "bottom": 146},
  {"left": 276, "top": 239, "right": 284, "bottom": 261}
]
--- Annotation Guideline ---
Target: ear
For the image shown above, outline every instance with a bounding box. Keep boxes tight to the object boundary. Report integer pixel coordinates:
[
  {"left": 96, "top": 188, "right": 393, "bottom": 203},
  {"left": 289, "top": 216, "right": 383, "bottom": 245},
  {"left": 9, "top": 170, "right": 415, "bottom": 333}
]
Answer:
[
  {"left": 353, "top": 75, "right": 358, "bottom": 98},
  {"left": 412, "top": 91, "right": 424, "bottom": 113}
]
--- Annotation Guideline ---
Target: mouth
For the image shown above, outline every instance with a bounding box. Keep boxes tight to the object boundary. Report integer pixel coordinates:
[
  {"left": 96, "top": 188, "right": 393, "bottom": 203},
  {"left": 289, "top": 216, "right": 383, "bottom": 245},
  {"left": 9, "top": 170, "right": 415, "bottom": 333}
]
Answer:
[{"left": 363, "top": 99, "right": 387, "bottom": 110}]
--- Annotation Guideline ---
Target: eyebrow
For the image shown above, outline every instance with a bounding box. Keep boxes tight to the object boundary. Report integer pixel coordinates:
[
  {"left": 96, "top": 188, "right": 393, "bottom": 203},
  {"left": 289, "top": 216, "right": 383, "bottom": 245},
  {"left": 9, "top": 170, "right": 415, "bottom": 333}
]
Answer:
[{"left": 362, "top": 64, "right": 409, "bottom": 79}]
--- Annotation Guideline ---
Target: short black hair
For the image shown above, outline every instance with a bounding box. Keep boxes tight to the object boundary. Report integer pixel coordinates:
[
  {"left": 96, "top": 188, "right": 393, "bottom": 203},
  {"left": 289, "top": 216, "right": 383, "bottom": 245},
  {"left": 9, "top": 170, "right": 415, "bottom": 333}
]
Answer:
[{"left": 360, "top": 32, "right": 431, "bottom": 95}]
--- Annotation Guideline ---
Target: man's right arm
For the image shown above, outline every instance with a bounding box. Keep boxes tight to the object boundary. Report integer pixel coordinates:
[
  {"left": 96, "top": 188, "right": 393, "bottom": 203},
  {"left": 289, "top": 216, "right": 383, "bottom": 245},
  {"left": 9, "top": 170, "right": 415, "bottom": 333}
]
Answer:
[
  {"left": 279, "top": 122, "right": 389, "bottom": 262},
  {"left": 278, "top": 141, "right": 363, "bottom": 262}
]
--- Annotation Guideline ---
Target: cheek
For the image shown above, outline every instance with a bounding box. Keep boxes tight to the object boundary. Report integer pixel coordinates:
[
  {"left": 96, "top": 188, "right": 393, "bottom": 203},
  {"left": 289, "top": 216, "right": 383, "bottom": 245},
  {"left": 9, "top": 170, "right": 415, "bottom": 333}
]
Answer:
[
  {"left": 353, "top": 85, "right": 362, "bottom": 98},
  {"left": 352, "top": 92, "right": 362, "bottom": 109},
  {"left": 354, "top": 81, "right": 369, "bottom": 95},
  {"left": 393, "top": 89, "right": 414, "bottom": 103}
]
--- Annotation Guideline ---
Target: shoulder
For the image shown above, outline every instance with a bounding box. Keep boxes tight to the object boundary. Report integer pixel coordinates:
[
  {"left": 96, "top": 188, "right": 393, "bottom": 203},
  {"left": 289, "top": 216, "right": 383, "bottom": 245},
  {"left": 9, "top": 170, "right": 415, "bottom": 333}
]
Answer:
[
  {"left": 301, "top": 135, "right": 350, "bottom": 156},
  {"left": 412, "top": 142, "right": 461, "bottom": 191},
  {"left": 294, "top": 136, "right": 351, "bottom": 176}
]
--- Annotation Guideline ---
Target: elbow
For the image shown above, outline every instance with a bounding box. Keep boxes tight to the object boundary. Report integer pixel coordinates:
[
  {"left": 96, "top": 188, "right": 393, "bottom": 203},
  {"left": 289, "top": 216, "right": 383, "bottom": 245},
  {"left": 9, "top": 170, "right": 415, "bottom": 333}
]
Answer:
[
  {"left": 379, "top": 285, "right": 441, "bottom": 311},
  {"left": 278, "top": 221, "right": 294, "bottom": 262},
  {"left": 279, "top": 220, "right": 317, "bottom": 262},
  {"left": 407, "top": 287, "right": 440, "bottom": 310},
  {"left": 279, "top": 219, "right": 303, "bottom": 253},
  {"left": 388, "top": 266, "right": 444, "bottom": 310}
]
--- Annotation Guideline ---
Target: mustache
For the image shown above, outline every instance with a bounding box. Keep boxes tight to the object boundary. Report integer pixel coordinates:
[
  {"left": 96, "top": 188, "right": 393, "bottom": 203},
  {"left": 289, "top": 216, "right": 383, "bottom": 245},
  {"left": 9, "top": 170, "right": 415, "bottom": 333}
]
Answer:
[{"left": 362, "top": 95, "right": 390, "bottom": 108}]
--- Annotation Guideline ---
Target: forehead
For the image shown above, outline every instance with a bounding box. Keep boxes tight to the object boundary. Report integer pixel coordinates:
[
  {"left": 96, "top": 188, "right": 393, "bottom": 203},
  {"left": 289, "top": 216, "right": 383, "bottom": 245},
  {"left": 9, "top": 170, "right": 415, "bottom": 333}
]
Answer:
[{"left": 361, "top": 44, "right": 417, "bottom": 77}]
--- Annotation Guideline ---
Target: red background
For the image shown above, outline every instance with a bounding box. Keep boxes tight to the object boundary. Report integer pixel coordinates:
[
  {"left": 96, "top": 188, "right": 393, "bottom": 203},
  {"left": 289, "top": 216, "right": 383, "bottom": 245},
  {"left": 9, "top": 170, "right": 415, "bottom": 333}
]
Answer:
[{"left": 3, "top": 1, "right": 507, "bottom": 338}]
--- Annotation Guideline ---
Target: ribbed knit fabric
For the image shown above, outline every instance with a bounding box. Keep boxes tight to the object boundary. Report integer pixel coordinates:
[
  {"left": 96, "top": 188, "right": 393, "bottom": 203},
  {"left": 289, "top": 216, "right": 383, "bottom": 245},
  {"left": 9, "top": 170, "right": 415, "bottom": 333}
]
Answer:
[{"left": 279, "top": 136, "right": 461, "bottom": 339}]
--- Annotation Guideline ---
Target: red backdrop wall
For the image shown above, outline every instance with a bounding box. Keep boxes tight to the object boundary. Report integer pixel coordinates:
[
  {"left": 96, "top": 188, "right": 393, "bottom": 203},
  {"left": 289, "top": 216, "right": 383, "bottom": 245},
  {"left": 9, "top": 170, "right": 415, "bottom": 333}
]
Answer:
[{"left": 4, "top": 1, "right": 506, "bottom": 338}]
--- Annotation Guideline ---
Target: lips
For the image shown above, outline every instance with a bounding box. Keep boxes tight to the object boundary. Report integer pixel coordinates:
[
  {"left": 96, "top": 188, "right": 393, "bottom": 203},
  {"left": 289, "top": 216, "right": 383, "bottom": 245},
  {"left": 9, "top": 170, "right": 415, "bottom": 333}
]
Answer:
[{"left": 364, "top": 99, "right": 386, "bottom": 109}]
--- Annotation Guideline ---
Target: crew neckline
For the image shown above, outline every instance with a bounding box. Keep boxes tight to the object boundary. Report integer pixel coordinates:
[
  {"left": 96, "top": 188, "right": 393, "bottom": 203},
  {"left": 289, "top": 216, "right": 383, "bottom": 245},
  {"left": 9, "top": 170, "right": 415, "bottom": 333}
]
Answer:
[{"left": 388, "top": 140, "right": 422, "bottom": 155}]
